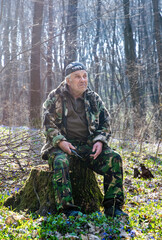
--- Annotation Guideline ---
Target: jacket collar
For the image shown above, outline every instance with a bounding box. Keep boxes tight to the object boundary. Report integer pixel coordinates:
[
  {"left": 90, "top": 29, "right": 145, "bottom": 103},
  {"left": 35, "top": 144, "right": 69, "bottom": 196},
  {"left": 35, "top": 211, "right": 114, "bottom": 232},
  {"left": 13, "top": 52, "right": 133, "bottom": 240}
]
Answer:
[{"left": 55, "top": 80, "right": 92, "bottom": 99}]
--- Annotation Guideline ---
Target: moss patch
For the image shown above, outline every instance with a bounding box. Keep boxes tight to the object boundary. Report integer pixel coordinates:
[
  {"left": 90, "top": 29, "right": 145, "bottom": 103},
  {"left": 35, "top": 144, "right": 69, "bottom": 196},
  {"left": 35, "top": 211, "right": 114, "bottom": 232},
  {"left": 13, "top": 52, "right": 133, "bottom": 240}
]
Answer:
[{"left": 4, "top": 162, "right": 103, "bottom": 215}]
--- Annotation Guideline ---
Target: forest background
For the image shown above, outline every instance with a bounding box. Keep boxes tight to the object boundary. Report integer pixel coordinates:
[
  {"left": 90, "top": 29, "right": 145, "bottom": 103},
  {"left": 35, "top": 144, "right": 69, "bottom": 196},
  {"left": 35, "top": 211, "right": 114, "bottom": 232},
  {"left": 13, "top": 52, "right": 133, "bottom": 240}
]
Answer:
[
  {"left": 0, "top": 0, "right": 161, "bottom": 142},
  {"left": 0, "top": 0, "right": 161, "bottom": 239}
]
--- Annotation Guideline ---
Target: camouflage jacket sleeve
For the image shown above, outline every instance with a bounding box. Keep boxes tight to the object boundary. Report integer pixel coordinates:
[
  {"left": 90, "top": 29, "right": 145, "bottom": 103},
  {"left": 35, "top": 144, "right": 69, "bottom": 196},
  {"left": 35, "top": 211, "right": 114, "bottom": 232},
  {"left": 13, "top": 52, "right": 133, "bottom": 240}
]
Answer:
[
  {"left": 88, "top": 93, "right": 111, "bottom": 145},
  {"left": 42, "top": 91, "right": 66, "bottom": 148}
]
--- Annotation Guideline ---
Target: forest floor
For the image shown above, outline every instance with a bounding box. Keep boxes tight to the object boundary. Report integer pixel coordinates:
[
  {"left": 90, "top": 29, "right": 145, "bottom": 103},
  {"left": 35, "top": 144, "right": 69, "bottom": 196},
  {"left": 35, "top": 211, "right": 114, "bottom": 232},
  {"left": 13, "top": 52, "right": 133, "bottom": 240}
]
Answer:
[{"left": 0, "top": 126, "right": 161, "bottom": 239}]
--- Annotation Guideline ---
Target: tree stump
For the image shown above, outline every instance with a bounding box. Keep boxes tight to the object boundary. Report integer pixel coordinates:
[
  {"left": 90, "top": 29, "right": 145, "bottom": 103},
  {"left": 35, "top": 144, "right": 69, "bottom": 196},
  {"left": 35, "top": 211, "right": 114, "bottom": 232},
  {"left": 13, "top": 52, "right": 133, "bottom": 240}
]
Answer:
[{"left": 4, "top": 161, "right": 103, "bottom": 216}]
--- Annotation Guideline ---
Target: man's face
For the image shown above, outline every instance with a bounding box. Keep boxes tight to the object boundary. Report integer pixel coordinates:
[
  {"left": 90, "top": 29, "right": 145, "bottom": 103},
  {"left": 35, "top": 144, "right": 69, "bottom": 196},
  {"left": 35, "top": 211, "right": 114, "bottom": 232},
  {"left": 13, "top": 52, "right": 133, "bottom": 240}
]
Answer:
[{"left": 66, "top": 70, "right": 88, "bottom": 97}]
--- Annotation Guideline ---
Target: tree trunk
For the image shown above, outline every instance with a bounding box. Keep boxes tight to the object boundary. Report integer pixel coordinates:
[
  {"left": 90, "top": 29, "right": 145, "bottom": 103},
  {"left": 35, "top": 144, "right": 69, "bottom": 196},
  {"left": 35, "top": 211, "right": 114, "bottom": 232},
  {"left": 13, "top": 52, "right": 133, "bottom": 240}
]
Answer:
[
  {"left": 29, "top": 0, "right": 44, "bottom": 128},
  {"left": 123, "top": 0, "right": 144, "bottom": 137},
  {"left": 152, "top": 0, "right": 162, "bottom": 88},
  {"left": 46, "top": 0, "right": 53, "bottom": 98},
  {"left": 2, "top": 0, "right": 11, "bottom": 126},
  {"left": 152, "top": 0, "right": 162, "bottom": 139},
  {"left": 4, "top": 163, "right": 103, "bottom": 216},
  {"left": 0, "top": 0, "right": 4, "bottom": 23},
  {"left": 109, "top": 10, "right": 117, "bottom": 114},
  {"left": 93, "top": 0, "right": 101, "bottom": 94},
  {"left": 11, "top": 0, "right": 20, "bottom": 126},
  {"left": 64, "top": 0, "right": 78, "bottom": 68}
]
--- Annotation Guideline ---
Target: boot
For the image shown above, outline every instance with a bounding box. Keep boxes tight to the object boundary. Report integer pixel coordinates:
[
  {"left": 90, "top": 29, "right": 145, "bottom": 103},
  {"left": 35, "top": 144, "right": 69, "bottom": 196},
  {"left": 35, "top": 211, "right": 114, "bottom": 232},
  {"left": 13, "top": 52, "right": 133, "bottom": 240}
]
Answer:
[
  {"left": 105, "top": 206, "right": 128, "bottom": 218},
  {"left": 63, "top": 209, "right": 83, "bottom": 218}
]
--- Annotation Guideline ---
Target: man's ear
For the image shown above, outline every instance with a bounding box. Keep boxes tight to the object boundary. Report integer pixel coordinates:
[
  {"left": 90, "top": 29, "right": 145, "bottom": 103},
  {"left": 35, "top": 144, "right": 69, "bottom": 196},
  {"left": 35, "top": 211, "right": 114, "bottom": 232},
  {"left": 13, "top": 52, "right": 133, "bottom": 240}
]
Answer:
[{"left": 66, "top": 77, "right": 70, "bottom": 85}]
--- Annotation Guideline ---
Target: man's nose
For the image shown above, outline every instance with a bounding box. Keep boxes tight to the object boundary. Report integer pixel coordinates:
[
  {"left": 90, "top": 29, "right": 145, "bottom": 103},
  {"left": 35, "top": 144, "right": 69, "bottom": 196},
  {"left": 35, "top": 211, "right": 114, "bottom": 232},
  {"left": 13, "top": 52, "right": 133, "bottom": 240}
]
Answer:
[{"left": 80, "top": 76, "right": 86, "bottom": 81}]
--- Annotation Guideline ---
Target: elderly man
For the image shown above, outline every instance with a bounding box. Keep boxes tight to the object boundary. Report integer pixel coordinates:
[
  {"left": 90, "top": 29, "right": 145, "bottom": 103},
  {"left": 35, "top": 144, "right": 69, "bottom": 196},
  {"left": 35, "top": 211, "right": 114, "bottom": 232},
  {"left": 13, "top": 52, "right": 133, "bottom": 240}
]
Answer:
[{"left": 41, "top": 62, "right": 127, "bottom": 218}]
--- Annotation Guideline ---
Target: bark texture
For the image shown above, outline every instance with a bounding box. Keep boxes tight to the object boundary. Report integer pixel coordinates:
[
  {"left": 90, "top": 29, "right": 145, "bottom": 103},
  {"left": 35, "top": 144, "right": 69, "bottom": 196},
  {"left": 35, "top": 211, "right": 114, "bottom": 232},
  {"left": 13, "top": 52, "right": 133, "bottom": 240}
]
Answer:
[
  {"left": 4, "top": 163, "right": 103, "bottom": 216},
  {"left": 29, "top": 0, "right": 44, "bottom": 128},
  {"left": 64, "top": 0, "right": 78, "bottom": 68},
  {"left": 123, "top": 0, "right": 144, "bottom": 137}
]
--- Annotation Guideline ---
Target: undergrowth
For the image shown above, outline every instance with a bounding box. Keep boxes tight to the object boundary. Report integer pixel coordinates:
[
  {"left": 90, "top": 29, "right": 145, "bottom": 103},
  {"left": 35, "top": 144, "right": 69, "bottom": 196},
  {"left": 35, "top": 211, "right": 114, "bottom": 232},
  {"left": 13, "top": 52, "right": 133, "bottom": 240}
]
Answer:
[{"left": 0, "top": 127, "right": 161, "bottom": 239}]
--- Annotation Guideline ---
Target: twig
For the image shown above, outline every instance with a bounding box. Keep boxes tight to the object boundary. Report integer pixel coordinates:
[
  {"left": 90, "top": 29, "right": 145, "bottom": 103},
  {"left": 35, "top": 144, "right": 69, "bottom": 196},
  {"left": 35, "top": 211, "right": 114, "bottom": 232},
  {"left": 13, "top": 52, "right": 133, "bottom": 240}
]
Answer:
[
  {"left": 139, "top": 112, "right": 155, "bottom": 155},
  {"left": 155, "top": 138, "right": 161, "bottom": 160},
  {"left": 6, "top": 144, "right": 25, "bottom": 172}
]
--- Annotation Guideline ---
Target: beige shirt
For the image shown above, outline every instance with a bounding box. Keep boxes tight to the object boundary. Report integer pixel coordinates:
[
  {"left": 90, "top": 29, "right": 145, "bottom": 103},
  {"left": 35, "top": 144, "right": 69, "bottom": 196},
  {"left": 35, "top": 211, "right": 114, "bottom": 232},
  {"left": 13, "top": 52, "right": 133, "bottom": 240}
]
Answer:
[{"left": 65, "top": 87, "right": 89, "bottom": 141}]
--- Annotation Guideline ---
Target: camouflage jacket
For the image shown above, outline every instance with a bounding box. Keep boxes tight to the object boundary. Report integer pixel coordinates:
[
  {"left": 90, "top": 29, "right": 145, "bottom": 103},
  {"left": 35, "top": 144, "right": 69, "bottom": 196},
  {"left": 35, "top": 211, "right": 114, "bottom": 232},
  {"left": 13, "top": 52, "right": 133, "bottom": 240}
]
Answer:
[{"left": 41, "top": 81, "right": 111, "bottom": 159}]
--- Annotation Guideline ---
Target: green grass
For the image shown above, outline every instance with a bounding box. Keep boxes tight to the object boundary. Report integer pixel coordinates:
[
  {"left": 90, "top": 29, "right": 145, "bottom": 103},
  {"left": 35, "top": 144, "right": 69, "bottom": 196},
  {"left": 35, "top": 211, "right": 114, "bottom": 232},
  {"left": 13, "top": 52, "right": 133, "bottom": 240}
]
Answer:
[{"left": 0, "top": 127, "right": 161, "bottom": 239}]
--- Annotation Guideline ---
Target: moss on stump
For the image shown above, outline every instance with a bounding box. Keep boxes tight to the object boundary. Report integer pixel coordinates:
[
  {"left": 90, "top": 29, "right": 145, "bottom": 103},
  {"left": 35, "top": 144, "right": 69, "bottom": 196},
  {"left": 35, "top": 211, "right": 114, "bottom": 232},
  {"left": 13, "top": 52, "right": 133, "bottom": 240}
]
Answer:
[
  {"left": 70, "top": 159, "right": 103, "bottom": 213},
  {"left": 4, "top": 162, "right": 103, "bottom": 215}
]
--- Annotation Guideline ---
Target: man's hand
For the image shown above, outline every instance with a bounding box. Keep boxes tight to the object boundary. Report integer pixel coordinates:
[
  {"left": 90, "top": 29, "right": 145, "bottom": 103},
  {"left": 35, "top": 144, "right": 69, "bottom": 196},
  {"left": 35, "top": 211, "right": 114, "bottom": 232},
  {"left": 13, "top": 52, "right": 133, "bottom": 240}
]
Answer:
[
  {"left": 58, "top": 140, "right": 75, "bottom": 155},
  {"left": 90, "top": 141, "right": 103, "bottom": 160}
]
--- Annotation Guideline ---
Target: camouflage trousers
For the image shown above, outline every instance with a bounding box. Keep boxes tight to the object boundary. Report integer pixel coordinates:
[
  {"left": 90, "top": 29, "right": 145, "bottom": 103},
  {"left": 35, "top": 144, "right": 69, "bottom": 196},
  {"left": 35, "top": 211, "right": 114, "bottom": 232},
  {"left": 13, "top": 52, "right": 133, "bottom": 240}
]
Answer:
[{"left": 48, "top": 140, "right": 124, "bottom": 211}]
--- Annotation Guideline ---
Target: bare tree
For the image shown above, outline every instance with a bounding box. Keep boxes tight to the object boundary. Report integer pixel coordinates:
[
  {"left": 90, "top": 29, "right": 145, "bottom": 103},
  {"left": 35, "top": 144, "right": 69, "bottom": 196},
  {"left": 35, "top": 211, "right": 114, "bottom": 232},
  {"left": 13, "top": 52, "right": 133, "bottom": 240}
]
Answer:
[
  {"left": 93, "top": 0, "right": 101, "bottom": 93},
  {"left": 0, "top": 0, "right": 4, "bottom": 23},
  {"left": 64, "top": 0, "right": 78, "bottom": 68},
  {"left": 2, "top": 0, "right": 11, "bottom": 125},
  {"left": 0, "top": 0, "right": 160, "bottom": 142},
  {"left": 46, "top": 0, "right": 54, "bottom": 97},
  {"left": 123, "top": 0, "right": 144, "bottom": 137},
  {"left": 29, "top": 0, "right": 44, "bottom": 127},
  {"left": 152, "top": 0, "right": 162, "bottom": 87},
  {"left": 152, "top": 0, "right": 162, "bottom": 139}
]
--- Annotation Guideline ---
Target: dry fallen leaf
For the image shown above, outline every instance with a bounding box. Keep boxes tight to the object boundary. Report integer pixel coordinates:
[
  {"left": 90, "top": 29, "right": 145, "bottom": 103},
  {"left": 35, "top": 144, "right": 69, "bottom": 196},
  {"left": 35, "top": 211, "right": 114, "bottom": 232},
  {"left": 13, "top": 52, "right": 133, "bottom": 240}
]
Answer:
[
  {"left": 119, "top": 229, "right": 130, "bottom": 239},
  {"left": 5, "top": 215, "right": 18, "bottom": 226}
]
